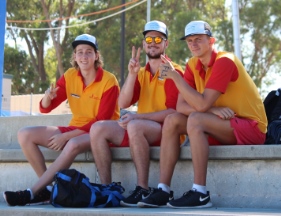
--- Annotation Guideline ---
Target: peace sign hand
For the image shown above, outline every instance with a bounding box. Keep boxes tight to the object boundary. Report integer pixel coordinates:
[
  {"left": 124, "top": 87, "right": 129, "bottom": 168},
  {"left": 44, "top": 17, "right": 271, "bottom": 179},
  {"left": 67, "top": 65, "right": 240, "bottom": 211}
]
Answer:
[
  {"left": 45, "top": 83, "right": 59, "bottom": 100},
  {"left": 128, "top": 46, "right": 141, "bottom": 74},
  {"left": 159, "top": 54, "right": 177, "bottom": 79}
]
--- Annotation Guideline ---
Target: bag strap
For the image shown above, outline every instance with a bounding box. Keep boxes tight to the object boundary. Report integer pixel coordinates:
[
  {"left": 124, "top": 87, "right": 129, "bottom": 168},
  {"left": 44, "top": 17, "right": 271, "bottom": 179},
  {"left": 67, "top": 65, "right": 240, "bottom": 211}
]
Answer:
[
  {"left": 56, "top": 172, "right": 72, "bottom": 182},
  {"left": 95, "top": 190, "right": 124, "bottom": 208},
  {"left": 51, "top": 185, "right": 63, "bottom": 207},
  {"left": 81, "top": 178, "right": 103, "bottom": 207},
  {"left": 95, "top": 184, "right": 124, "bottom": 208}
]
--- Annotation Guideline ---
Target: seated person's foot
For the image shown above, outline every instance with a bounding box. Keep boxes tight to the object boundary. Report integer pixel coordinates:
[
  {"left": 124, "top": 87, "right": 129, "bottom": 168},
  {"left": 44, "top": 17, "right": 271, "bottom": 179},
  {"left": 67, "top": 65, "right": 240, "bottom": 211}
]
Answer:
[
  {"left": 28, "top": 187, "right": 51, "bottom": 205},
  {"left": 120, "top": 186, "right": 151, "bottom": 207},
  {"left": 137, "top": 187, "right": 174, "bottom": 208},
  {"left": 3, "top": 190, "right": 31, "bottom": 206},
  {"left": 167, "top": 189, "right": 212, "bottom": 208},
  {"left": 3, "top": 187, "right": 51, "bottom": 206}
]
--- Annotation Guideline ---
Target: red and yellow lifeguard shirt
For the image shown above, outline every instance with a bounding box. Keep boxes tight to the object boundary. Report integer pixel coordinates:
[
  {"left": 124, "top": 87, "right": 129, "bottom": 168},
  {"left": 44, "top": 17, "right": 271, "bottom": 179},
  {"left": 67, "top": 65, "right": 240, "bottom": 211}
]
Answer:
[
  {"left": 130, "top": 61, "right": 183, "bottom": 113},
  {"left": 129, "top": 57, "right": 186, "bottom": 143},
  {"left": 184, "top": 50, "right": 267, "bottom": 133},
  {"left": 40, "top": 67, "right": 120, "bottom": 132}
]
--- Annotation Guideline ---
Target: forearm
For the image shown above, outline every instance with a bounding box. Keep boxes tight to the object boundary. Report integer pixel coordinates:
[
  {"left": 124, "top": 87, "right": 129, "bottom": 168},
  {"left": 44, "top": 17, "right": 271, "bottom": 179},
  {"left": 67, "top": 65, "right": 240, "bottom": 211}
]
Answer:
[
  {"left": 41, "top": 95, "right": 52, "bottom": 109},
  {"left": 176, "top": 101, "right": 196, "bottom": 116},
  {"left": 172, "top": 71, "right": 213, "bottom": 112},
  {"left": 119, "top": 73, "right": 137, "bottom": 108},
  {"left": 134, "top": 108, "right": 176, "bottom": 123},
  {"left": 63, "top": 129, "right": 86, "bottom": 142}
]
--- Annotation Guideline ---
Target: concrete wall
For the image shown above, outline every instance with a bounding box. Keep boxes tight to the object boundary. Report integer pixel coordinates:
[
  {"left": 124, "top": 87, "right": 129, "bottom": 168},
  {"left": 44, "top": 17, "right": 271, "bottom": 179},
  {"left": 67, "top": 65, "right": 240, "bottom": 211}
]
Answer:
[{"left": 10, "top": 94, "right": 71, "bottom": 115}]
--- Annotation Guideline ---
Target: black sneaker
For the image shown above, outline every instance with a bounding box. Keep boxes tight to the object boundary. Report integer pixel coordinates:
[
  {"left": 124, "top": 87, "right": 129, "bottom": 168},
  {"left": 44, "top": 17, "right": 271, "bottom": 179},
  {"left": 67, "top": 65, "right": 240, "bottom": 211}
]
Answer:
[
  {"left": 167, "top": 190, "right": 212, "bottom": 208},
  {"left": 137, "top": 188, "right": 174, "bottom": 208},
  {"left": 28, "top": 188, "right": 51, "bottom": 205},
  {"left": 3, "top": 190, "right": 31, "bottom": 206},
  {"left": 120, "top": 186, "right": 151, "bottom": 207}
]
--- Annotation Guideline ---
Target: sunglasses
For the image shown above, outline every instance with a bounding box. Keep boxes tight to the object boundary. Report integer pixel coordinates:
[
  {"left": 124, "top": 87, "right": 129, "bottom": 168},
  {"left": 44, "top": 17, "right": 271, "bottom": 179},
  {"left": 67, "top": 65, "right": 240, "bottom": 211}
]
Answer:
[{"left": 144, "top": 36, "right": 166, "bottom": 44}]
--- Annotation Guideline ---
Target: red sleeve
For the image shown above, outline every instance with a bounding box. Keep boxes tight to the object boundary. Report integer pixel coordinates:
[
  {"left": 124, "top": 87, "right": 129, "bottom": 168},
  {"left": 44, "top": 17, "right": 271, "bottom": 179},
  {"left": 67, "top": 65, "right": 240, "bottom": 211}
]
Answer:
[
  {"left": 184, "top": 64, "right": 196, "bottom": 90},
  {"left": 206, "top": 57, "right": 238, "bottom": 93},
  {"left": 130, "top": 77, "right": 141, "bottom": 105},
  {"left": 78, "top": 85, "right": 119, "bottom": 132},
  {"left": 164, "top": 69, "right": 183, "bottom": 109},
  {"left": 39, "top": 75, "right": 67, "bottom": 113}
]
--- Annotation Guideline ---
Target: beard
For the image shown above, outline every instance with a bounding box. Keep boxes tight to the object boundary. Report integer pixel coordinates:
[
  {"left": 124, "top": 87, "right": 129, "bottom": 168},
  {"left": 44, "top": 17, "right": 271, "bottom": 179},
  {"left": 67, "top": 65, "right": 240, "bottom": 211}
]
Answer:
[
  {"left": 145, "top": 47, "right": 164, "bottom": 59},
  {"left": 146, "top": 52, "right": 162, "bottom": 59}
]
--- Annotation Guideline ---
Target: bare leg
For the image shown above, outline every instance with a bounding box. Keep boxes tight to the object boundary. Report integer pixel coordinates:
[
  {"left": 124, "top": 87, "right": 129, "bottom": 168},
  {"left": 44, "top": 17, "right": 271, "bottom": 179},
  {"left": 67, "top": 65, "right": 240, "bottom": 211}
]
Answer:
[
  {"left": 187, "top": 112, "right": 236, "bottom": 185},
  {"left": 31, "top": 133, "right": 91, "bottom": 195},
  {"left": 17, "top": 126, "right": 61, "bottom": 178},
  {"left": 159, "top": 113, "right": 188, "bottom": 186},
  {"left": 127, "top": 119, "right": 162, "bottom": 190},
  {"left": 90, "top": 121, "right": 125, "bottom": 184}
]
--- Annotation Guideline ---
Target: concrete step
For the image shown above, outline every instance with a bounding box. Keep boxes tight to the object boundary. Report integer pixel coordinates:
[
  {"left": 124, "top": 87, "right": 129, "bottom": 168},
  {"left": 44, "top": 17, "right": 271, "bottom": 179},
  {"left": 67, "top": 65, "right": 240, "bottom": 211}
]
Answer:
[
  {"left": 1, "top": 145, "right": 281, "bottom": 209},
  {"left": 1, "top": 115, "right": 281, "bottom": 210},
  {"left": 0, "top": 203, "right": 280, "bottom": 216}
]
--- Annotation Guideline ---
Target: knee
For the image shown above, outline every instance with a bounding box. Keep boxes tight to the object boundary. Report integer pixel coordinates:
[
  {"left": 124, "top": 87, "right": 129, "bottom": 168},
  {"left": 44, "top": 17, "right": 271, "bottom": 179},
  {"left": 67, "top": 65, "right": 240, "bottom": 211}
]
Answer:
[
  {"left": 162, "top": 113, "right": 182, "bottom": 132},
  {"left": 17, "top": 127, "right": 32, "bottom": 148},
  {"left": 126, "top": 120, "right": 141, "bottom": 136},
  {"left": 63, "top": 139, "right": 81, "bottom": 156},
  {"left": 187, "top": 112, "right": 203, "bottom": 134},
  {"left": 90, "top": 122, "right": 105, "bottom": 140}
]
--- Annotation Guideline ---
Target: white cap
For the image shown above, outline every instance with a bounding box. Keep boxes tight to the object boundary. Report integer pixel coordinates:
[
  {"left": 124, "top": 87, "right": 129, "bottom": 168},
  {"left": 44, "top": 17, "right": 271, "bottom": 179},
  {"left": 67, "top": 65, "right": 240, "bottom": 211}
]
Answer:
[
  {"left": 180, "top": 21, "right": 212, "bottom": 40},
  {"left": 72, "top": 34, "right": 98, "bottom": 50},
  {"left": 143, "top": 20, "right": 168, "bottom": 38}
]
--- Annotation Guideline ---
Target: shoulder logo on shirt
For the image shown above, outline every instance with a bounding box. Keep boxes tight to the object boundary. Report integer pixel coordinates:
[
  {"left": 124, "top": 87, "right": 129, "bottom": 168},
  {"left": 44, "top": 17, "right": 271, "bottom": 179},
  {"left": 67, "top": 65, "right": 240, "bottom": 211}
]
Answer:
[{"left": 89, "top": 94, "right": 100, "bottom": 100}]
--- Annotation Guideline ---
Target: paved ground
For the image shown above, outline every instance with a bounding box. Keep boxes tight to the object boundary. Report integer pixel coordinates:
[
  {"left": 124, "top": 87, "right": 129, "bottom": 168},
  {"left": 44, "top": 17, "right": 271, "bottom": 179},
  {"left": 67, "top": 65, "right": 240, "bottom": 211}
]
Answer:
[{"left": 0, "top": 203, "right": 280, "bottom": 216}]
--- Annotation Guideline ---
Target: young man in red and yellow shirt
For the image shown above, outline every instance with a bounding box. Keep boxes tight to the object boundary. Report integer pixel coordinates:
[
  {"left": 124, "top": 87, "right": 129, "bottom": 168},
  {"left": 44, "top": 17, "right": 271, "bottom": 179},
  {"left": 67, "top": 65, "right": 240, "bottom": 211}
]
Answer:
[
  {"left": 138, "top": 20, "right": 267, "bottom": 208},
  {"left": 90, "top": 20, "right": 184, "bottom": 207},
  {"left": 4, "top": 34, "right": 119, "bottom": 206}
]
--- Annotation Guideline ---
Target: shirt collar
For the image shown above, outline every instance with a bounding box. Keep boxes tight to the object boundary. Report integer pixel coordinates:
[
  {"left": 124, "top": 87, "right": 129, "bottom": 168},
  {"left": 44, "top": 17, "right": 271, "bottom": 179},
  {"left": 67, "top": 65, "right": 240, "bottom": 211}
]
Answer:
[
  {"left": 77, "top": 67, "right": 103, "bottom": 83},
  {"left": 195, "top": 49, "right": 218, "bottom": 71}
]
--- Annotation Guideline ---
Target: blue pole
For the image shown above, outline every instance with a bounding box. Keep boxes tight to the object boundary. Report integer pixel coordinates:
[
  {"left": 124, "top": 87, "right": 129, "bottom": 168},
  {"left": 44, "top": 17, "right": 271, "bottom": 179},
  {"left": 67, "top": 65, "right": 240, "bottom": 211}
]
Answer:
[{"left": 0, "top": 0, "right": 7, "bottom": 116}]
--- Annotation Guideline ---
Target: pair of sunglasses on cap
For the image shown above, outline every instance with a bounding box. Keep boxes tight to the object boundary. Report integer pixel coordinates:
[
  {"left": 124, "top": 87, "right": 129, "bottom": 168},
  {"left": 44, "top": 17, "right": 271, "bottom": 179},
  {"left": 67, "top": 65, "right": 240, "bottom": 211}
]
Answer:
[{"left": 144, "top": 36, "right": 166, "bottom": 44}]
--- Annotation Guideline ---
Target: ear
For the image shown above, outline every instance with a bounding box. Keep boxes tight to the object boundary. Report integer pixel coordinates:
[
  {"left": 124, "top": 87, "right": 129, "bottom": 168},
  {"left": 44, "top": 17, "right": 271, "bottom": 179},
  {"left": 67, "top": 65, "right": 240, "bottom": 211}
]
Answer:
[
  {"left": 95, "top": 52, "right": 99, "bottom": 61},
  {"left": 209, "top": 37, "right": 216, "bottom": 44},
  {"left": 165, "top": 39, "right": 169, "bottom": 48},
  {"left": 73, "top": 52, "right": 77, "bottom": 61}
]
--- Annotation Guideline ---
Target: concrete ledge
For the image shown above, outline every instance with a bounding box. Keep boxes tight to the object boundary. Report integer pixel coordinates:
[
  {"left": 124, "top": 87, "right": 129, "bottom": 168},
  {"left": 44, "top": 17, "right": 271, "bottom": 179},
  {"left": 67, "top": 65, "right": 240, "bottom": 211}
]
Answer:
[
  {"left": 1, "top": 145, "right": 281, "bottom": 162},
  {"left": 0, "top": 203, "right": 280, "bottom": 216},
  {"left": 1, "top": 115, "right": 281, "bottom": 209},
  {"left": 0, "top": 114, "right": 72, "bottom": 149},
  {"left": 1, "top": 145, "right": 281, "bottom": 208}
]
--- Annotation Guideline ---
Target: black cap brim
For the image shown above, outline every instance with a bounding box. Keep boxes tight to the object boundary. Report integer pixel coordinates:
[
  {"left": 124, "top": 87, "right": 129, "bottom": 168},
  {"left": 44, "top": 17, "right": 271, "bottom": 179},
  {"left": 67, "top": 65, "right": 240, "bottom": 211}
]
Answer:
[{"left": 180, "top": 36, "right": 186, "bottom": 40}]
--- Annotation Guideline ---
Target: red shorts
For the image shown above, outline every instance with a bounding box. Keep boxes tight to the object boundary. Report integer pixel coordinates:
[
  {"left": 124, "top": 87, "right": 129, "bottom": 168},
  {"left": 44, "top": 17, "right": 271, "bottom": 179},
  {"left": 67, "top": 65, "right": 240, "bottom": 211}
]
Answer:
[
  {"left": 58, "top": 126, "right": 87, "bottom": 134},
  {"left": 109, "top": 131, "right": 161, "bottom": 147},
  {"left": 58, "top": 126, "right": 76, "bottom": 133},
  {"left": 208, "top": 117, "right": 266, "bottom": 146}
]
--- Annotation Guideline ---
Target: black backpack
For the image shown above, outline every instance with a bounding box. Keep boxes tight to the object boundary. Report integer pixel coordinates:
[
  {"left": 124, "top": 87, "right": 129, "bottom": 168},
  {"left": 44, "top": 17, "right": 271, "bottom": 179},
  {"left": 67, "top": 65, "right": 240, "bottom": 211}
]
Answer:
[
  {"left": 50, "top": 169, "right": 125, "bottom": 208},
  {"left": 263, "top": 88, "right": 281, "bottom": 144}
]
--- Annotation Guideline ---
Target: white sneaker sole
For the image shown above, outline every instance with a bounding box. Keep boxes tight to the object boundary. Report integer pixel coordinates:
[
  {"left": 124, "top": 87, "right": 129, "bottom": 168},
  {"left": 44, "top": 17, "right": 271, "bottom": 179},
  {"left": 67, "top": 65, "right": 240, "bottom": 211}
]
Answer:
[{"left": 167, "top": 201, "right": 213, "bottom": 209}]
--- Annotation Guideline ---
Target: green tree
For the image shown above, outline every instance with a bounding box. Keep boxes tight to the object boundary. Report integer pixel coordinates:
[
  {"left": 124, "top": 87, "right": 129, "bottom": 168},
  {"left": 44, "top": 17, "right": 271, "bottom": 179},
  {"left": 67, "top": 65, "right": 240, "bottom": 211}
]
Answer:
[
  {"left": 6, "top": 0, "right": 50, "bottom": 92},
  {"left": 6, "top": 0, "right": 81, "bottom": 92},
  {"left": 5, "top": 0, "right": 281, "bottom": 94},
  {"left": 4, "top": 44, "right": 39, "bottom": 94},
  {"left": 239, "top": 0, "right": 281, "bottom": 92}
]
